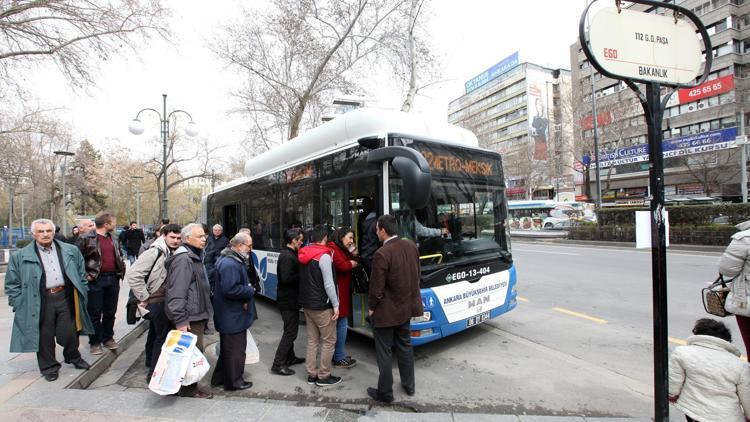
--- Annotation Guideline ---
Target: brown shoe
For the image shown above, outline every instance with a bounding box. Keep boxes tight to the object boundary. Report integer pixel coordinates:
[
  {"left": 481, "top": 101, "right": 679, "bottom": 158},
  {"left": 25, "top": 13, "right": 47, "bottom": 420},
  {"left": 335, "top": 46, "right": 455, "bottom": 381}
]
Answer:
[
  {"left": 103, "top": 339, "right": 119, "bottom": 350},
  {"left": 90, "top": 344, "right": 103, "bottom": 355}
]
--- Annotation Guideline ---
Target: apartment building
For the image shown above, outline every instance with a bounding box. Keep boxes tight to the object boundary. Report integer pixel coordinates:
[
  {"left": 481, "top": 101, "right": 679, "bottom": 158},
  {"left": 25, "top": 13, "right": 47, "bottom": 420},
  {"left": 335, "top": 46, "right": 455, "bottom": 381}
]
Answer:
[{"left": 570, "top": 0, "right": 748, "bottom": 205}]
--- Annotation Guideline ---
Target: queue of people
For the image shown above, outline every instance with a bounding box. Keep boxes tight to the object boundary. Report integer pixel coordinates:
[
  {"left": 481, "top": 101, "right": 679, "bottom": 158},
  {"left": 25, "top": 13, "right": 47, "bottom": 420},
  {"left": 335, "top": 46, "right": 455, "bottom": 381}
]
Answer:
[{"left": 3, "top": 211, "right": 424, "bottom": 405}]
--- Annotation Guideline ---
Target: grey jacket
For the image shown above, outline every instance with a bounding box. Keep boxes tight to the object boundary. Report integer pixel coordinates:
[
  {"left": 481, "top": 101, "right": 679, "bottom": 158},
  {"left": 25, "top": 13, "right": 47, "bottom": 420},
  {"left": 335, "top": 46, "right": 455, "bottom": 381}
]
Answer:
[
  {"left": 165, "top": 245, "right": 213, "bottom": 328},
  {"left": 125, "top": 237, "right": 170, "bottom": 302},
  {"left": 718, "top": 221, "right": 750, "bottom": 314}
]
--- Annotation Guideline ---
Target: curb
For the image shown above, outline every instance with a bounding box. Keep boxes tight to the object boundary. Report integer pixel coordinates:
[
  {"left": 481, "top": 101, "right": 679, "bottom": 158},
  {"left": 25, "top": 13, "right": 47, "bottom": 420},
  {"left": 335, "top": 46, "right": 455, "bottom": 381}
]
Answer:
[
  {"left": 66, "top": 320, "right": 149, "bottom": 390},
  {"left": 514, "top": 237, "right": 726, "bottom": 253}
]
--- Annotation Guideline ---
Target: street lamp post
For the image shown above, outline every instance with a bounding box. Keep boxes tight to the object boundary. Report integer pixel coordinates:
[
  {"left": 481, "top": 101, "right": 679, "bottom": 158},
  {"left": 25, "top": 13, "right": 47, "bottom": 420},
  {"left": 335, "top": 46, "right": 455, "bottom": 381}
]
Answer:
[
  {"left": 131, "top": 176, "right": 144, "bottom": 226},
  {"left": 128, "top": 94, "right": 199, "bottom": 221},
  {"left": 54, "top": 150, "right": 75, "bottom": 236}
]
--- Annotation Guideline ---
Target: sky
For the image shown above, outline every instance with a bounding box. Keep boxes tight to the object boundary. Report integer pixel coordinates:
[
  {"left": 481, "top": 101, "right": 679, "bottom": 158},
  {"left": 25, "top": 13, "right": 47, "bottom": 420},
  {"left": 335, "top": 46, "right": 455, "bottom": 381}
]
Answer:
[{"left": 26, "top": 0, "right": 587, "bottom": 167}]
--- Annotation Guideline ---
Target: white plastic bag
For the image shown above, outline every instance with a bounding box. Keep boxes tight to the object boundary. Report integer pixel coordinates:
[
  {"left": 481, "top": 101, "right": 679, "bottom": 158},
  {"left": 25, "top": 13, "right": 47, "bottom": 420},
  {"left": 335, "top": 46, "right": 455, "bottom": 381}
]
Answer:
[
  {"left": 182, "top": 347, "right": 210, "bottom": 385},
  {"left": 148, "top": 330, "right": 197, "bottom": 395},
  {"left": 245, "top": 331, "right": 260, "bottom": 364}
]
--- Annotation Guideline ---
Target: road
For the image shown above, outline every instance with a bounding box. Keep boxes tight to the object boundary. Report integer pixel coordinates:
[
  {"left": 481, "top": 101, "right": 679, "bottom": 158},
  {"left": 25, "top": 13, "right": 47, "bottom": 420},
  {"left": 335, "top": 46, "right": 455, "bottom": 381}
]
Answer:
[{"left": 115, "top": 241, "right": 727, "bottom": 418}]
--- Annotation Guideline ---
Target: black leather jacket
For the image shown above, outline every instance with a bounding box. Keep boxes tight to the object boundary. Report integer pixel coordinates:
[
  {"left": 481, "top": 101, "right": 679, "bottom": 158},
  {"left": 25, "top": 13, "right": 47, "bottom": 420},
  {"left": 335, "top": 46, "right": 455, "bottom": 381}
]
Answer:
[{"left": 76, "top": 231, "right": 126, "bottom": 281}]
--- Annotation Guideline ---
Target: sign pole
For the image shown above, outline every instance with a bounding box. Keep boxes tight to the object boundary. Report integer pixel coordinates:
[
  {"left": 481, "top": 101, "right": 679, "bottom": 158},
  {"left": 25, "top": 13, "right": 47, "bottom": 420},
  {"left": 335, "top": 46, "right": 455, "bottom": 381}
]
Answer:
[
  {"left": 579, "top": 2, "right": 711, "bottom": 421},
  {"left": 643, "top": 82, "right": 669, "bottom": 421}
]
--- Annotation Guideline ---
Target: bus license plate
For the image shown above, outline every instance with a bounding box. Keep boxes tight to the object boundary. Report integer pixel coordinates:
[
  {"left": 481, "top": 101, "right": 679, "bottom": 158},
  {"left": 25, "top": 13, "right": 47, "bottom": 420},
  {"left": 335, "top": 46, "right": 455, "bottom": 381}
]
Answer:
[{"left": 466, "top": 311, "right": 490, "bottom": 327}]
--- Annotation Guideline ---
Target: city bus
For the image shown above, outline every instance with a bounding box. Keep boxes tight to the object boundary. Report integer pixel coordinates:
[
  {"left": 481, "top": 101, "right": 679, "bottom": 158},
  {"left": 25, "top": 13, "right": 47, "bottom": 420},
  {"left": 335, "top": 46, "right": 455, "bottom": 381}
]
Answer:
[
  {"left": 201, "top": 108, "right": 517, "bottom": 345},
  {"left": 507, "top": 200, "right": 595, "bottom": 230}
]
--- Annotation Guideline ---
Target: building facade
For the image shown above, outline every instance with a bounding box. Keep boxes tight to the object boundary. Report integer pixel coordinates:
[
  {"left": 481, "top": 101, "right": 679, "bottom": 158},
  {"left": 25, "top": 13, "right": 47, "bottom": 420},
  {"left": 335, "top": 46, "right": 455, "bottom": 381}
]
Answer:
[
  {"left": 570, "top": 0, "right": 748, "bottom": 206},
  {"left": 448, "top": 52, "right": 575, "bottom": 200}
]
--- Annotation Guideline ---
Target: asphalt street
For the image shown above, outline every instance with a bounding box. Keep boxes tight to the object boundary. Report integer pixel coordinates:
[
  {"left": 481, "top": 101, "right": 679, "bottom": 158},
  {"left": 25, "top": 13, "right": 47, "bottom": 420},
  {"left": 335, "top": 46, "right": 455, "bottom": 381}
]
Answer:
[{"left": 112, "top": 241, "right": 727, "bottom": 418}]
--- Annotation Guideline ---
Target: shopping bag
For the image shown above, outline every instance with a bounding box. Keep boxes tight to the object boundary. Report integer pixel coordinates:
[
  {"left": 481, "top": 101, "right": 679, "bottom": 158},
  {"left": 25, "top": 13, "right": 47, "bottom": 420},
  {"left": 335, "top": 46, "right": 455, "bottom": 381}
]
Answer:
[
  {"left": 148, "top": 330, "right": 197, "bottom": 395},
  {"left": 245, "top": 331, "right": 260, "bottom": 364},
  {"left": 182, "top": 347, "right": 210, "bottom": 386}
]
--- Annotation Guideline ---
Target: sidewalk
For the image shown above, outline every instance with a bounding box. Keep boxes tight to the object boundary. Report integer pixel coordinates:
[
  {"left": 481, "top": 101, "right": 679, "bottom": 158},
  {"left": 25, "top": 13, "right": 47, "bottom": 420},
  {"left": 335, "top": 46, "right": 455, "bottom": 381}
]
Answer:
[{"left": 0, "top": 267, "right": 658, "bottom": 421}]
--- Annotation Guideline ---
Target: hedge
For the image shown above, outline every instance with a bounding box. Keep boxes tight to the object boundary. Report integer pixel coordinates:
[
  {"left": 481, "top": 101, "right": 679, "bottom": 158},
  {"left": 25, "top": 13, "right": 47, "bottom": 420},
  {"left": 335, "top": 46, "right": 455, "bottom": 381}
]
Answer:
[
  {"left": 598, "top": 203, "right": 750, "bottom": 227},
  {"left": 568, "top": 224, "right": 738, "bottom": 246}
]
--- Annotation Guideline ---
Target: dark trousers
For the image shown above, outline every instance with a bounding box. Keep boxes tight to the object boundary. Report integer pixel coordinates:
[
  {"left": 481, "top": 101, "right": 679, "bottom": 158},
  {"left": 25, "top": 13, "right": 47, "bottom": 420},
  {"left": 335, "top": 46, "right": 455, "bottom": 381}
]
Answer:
[
  {"left": 144, "top": 319, "right": 155, "bottom": 367},
  {"left": 87, "top": 273, "right": 120, "bottom": 345},
  {"left": 373, "top": 320, "right": 415, "bottom": 400},
  {"left": 147, "top": 301, "right": 170, "bottom": 372},
  {"left": 272, "top": 309, "right": 300, "bottom": 367},
  {"left": 38, "top": 290, "right": 81, "bottom": 375},
  {"left": 736, "top": 315, "right": 750, "bottom": 355},
  {"left": 211, "top": 331, "right": 247, "bottom": 389},
  {"left": 178, "top": 320, "right": 206, "bottom": 397}
]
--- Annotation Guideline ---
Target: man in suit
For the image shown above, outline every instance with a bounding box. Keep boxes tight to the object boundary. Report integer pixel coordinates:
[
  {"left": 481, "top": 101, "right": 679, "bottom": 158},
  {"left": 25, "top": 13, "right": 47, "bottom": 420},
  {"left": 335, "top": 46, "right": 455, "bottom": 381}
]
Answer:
[
  {"left": 5, "top": 219, "right": 94, "bottom": 381},
  {"left": 367, "top": 214, "right": 423, "bottom": 403}
]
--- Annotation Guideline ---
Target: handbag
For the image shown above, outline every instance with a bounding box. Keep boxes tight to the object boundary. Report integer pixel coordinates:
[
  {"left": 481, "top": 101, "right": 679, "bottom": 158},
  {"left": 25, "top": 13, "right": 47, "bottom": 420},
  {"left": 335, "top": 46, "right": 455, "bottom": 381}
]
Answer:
[
  {"left": 702, "top": 274, "right": 732, "bottom": 317},
  {"left": 351, "top": 266, "right": 369, "bottom": 294}
]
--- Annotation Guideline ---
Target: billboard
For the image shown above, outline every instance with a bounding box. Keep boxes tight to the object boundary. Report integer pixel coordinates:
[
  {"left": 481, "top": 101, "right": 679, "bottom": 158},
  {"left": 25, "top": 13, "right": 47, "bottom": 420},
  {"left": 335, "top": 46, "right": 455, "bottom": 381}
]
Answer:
[
  {"left": 593, "top": 127, "right": 738, "bottom": 168},
  {"left": 526, "top": 67, "right": 555, "bottom": 162},
  {"left": 464, "top": 51, "right": 520, "bottom": 94}
]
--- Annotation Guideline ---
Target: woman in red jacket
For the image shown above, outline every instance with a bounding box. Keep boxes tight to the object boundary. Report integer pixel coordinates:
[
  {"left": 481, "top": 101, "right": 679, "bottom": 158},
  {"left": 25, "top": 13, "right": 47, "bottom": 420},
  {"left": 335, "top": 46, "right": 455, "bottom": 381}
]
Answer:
[{"left": 328, "top": 226, "right": 359, "bottom": 369}]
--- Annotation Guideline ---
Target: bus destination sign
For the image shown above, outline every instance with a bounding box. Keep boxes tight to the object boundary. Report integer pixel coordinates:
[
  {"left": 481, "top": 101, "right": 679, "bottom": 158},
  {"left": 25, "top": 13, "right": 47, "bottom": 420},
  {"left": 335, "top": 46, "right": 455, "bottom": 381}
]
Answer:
[
  {"left": 421, "top": 150, "right": 495, "bottom": 178},
  {"left": 589, "top": 7, "right": 702, "bottom": 85}
]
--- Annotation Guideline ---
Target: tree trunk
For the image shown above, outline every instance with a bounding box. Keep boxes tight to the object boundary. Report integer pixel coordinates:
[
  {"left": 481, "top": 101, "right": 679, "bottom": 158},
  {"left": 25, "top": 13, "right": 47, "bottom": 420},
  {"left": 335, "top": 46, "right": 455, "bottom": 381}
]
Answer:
[{"left": 401, "top": 22, "right": 417, "bottom": 112}]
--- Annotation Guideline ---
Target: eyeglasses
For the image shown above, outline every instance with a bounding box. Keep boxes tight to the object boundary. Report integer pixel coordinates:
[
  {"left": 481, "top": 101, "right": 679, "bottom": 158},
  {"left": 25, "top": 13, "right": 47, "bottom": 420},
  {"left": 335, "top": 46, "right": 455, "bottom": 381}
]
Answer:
[
  {"left": 243, "top": 243, "right": 253, "bottom": 248},
  {"left": 192, "top": 234, "right": 208, "bottom": 239}
]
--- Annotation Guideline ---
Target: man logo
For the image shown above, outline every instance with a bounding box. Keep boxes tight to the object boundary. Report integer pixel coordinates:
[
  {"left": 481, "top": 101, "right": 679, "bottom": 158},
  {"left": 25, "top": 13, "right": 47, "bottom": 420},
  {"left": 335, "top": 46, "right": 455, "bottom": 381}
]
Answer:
[{"left": 468, "top": 295, "right": 490, "bottom": 308}]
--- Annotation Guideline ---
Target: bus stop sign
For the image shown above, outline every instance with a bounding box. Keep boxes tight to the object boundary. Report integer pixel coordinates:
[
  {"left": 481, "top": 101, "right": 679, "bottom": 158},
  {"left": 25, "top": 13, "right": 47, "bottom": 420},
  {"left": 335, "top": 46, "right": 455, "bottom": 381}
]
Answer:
[{"left": 589, "top": 7, "right": 703, "bottom": 85}]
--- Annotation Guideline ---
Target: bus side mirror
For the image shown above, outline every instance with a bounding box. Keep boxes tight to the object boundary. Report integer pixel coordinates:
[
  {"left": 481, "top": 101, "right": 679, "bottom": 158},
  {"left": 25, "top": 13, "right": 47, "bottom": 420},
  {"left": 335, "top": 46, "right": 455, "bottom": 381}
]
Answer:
[{"left": 367, "top": 146, "right": 432, "bottom": 210}]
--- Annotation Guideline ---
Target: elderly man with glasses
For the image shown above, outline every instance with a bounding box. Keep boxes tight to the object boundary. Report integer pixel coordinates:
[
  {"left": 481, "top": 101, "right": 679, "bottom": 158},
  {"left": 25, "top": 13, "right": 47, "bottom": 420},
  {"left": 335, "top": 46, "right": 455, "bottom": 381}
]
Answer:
[
  {"left": 164, "top": 223, "right": 214, "bottom": 399},
  {"left": 209, "top": 232, "right": 256, "bottom": 391}
]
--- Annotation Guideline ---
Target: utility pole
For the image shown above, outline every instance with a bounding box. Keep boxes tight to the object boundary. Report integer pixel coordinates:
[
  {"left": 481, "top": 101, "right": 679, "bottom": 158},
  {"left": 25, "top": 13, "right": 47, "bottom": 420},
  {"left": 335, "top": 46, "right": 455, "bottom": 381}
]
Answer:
[
  {"left": 131, "top": 176, "right": 144, "bottom": 226},
  {"left": 54, "top": 150, "right": 75, "bottom": 236},
  {"left": 590, "top": 64, "right": 602, "bottom": 208}
]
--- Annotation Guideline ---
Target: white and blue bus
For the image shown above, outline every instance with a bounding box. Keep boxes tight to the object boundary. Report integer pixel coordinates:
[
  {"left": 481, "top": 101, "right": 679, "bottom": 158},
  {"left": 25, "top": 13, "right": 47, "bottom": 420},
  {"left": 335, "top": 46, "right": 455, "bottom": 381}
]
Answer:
[{"left": 201, "top": 108, "right": 517, "bottom": 345}]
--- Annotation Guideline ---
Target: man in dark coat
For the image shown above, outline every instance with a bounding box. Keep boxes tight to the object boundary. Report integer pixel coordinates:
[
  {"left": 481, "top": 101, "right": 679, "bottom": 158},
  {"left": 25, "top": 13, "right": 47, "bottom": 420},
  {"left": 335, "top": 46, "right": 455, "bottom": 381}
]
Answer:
[
  {"left": 271, "top": 228, "right": 305, "bottom": 376},
  {"left": 165, "top": 223, "right": 213, "bottom": 399},
  {"left": 121, "top": 221, "right": 145, "bottom": 264},
  {"left": 367, "top": 214, "right": 423, "bottom": 403},
  {"left": 210, "top": 232, "right": 255, "bottom": 391},
  {"left": 204, "top": 224, "right": 229, "bottom": 294},
  {"left": 5, "top": 219, "right": 94, "bottom": 381}
]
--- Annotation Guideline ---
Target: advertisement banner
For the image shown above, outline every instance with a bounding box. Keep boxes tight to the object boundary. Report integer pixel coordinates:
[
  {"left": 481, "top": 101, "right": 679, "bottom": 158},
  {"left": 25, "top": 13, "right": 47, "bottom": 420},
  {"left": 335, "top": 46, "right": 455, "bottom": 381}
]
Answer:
[
  {"left": 678, "top": 75, "right": 734, "bottom": 103},
  {"left": 594, "top": 127, "right": 738, "bottom": 168},
  {"left": 527, "top": 67, "right": 553, "bottom": 162},
  {"left": 465, "top": 51, "right": 520, "bottom": 94}
]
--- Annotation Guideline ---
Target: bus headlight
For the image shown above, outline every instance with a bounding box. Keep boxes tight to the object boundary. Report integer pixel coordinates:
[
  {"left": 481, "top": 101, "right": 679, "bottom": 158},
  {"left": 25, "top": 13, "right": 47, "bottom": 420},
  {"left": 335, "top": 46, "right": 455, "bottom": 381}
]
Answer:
[{"left": 411, "top": 311, "right": 431, "bottom": 323}]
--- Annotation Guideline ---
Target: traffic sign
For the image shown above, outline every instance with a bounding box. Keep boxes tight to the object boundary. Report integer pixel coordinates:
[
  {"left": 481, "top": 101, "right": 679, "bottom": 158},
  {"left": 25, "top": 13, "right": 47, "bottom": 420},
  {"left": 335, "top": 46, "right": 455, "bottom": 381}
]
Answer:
[{"left": 588, "top": 7, "right": 703, "bottom": 85}]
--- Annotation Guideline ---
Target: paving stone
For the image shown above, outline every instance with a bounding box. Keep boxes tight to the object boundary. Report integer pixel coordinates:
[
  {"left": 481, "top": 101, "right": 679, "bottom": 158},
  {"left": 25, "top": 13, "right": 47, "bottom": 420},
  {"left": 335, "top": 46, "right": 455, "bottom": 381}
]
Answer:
[
  {"left": 261, "top": 403, "right": 330, "bottom": 421},
  {"left": 453, "top": 414, "right": 520, "bottom": 421},
  {"left": 519, "top": 416, "right": 586, "bottom": 422},
  {"left": 358, "top": 410, "right": 453, "bottom": 422},
  {"left": 196, "top": 400, "right": 273, "bottom": 421}
]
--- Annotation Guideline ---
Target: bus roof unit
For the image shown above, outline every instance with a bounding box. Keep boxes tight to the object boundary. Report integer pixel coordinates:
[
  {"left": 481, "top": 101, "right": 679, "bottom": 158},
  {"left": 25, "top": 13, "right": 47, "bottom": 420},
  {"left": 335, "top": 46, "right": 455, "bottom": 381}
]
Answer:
[{"left": 241, "top": 108, "right": 479, "bottom": 185}]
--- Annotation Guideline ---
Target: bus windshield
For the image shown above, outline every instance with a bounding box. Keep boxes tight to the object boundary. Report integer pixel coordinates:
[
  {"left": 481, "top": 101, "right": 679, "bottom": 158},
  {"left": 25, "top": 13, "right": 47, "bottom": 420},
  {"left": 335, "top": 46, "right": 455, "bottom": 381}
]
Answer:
[{"left": 389, "top": 176, "right": 508, "bottom": 267}]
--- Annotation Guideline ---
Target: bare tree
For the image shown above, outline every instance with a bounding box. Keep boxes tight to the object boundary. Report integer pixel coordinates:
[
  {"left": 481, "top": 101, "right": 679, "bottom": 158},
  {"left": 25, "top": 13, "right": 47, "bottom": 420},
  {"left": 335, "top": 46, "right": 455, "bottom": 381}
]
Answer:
[
  {"left": 384, "top": 0, "right": 442, "bottom": 112},
  {"left": 214, "top": 0, "right": 402, "bottom": 144},
  {"left": 0, "top": 0, "right": 170, "bottom": 88},
  {"left": 141, "top": 120, "right": 222, "bottom": 219},
  {"left": 676, "top": 150, "right": 741, "bottom": 197}
]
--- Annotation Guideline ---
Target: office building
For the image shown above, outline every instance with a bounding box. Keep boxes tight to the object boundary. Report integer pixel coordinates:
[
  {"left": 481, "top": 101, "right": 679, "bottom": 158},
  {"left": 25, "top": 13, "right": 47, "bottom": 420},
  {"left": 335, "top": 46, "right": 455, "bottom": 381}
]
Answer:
[
  {"left": 569, "top": 0, "right": 747, "bottom": 205},
  {"left": 448, "top": 52, "right": 575, "bottom": 200}
]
